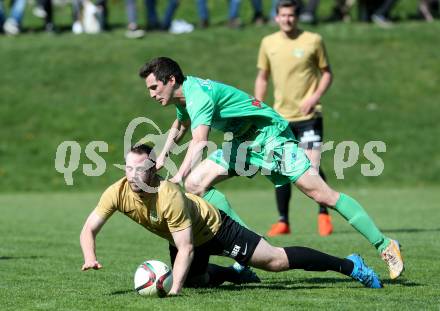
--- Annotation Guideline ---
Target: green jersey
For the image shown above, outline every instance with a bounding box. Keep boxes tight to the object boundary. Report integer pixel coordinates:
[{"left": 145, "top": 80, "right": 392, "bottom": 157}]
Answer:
[{"left": 176, "top": 76, "right": 288, "bottom": 140}]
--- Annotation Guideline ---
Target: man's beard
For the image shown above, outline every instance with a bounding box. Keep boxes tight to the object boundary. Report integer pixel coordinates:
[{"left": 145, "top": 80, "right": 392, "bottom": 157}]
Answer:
[
  {"left": 129, "top": 181, "right": 143, "bottom": 193},
  {"left": 129, "top": 175, "right": 158, "bottom": 194}
]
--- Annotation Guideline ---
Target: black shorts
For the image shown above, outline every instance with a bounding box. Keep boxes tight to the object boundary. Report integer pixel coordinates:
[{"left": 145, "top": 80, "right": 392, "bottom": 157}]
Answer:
[
  {"left": 289, "top": 117, "right": 324, "bottom": 150},
  {"left": 169, "top": 211, "right": 262, "bottom": 279}
]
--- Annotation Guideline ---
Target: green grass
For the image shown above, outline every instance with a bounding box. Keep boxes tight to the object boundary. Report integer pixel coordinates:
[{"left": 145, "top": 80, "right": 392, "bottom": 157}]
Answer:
[
  {"left": 1, "top": 1, "right": 440, "bottom": 191},
  {"left": 1, "top": 187, "right": 439, "bottom": 310},
  {"left": 1, "top": 2, "right": 439, "bottom": 310}
]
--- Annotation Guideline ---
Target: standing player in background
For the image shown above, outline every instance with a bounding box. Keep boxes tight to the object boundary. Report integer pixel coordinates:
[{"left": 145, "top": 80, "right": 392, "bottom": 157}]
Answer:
[{"left": 255, "top": 0, "right": 333, "bottom": 237}]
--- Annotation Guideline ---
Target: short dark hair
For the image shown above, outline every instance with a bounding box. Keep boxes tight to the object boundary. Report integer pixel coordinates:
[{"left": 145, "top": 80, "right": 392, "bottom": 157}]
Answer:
[
  {"left": 130, "top": 144, "right": 154, "bottom": 157},
  {"left": 276, "top": 0, "right": 300, "bottom": 15},
  {"left": 138, "top": 57, "right": 185, "bottom": 85}
]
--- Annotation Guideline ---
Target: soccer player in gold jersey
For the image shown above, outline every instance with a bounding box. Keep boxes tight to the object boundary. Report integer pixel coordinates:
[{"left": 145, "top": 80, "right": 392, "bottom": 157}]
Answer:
[
  {"left": 255, "top": 0, "right": 333, "bottom": 237},
  {"left": 79, "top": 144, "right": 384, "bottom": 295}
]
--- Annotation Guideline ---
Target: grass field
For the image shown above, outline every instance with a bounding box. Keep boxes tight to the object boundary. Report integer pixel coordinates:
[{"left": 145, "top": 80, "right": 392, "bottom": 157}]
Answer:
[
  {"left": 1, "top": 1, "right": 440, "bottom": 309},
  {"left": 1, "top": 187, "right": 440, "bottom": 310},
  {"left": 1, "top": 4, "right": 439, "bottom": 191}
]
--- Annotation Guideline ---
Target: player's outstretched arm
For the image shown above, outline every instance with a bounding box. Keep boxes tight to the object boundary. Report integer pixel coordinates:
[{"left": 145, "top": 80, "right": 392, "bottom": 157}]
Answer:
[
  {"left": 168, "top": 227, "right": 194, "bottom": 295},
  {"left": 80, "top": 211, "right": 107, "bottom": 271},
  {"left": 156, "top": 119, "right": 191, "bottom": 170}
]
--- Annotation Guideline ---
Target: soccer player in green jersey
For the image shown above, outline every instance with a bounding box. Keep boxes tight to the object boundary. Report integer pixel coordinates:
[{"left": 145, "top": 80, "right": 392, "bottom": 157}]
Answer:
[{"left": 138, "top": 57, "right": 404, "bottom": 280}]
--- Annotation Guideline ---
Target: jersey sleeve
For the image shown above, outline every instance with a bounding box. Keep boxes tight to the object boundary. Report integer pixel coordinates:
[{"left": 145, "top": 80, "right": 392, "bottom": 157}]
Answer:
[
  {"left": 186, "top": 88, "right": 214, "bottom": 130},
  {"left": 176, "top": 104, "right": 190, "bottom": 122},
  {"left": 94, "top": 185, "right": 118, "bottom": 221},
  {"left": 159, "top": 182, "right": 192, "bottom": 232},
  {"left": 315, "top": 35, "right": 330, "bottom": 69},
  {"left": 257, "top": 38, "right": 270, "bottom": 71}
]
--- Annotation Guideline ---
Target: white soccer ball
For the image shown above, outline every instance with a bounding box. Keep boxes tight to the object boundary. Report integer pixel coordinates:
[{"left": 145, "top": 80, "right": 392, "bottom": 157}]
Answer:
[{"left": 134, "top": 260, "right": 173, "bottom": 297}]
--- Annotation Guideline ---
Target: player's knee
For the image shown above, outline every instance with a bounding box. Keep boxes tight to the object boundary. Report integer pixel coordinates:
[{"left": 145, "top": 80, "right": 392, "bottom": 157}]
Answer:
[
  {"left": 265, "top": 258, "right": 285, "bottom": 272},
  {"left": 264, "top": 248, "right": 289, "bottom": 272},
  {"left": 310, "top": 189, "right": 338, "bottom": 207},
  {"left": 184, "top": 176, "right": 205, "bottom": 195},
  {"left": 305, "top": 188, "right": 322, "bottom": 204}
]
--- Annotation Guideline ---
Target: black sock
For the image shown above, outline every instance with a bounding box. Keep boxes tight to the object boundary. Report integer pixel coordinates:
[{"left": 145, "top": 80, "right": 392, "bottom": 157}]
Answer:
[
  {"left": 275, "top": 183, "right": 291, "bottom": 223},
  {"left": 318, "top": 168, "right": 329, "bottom": 214},
  {"left": 283, "top": 246, "right": 354, "bottom": 276},
  {"left": 206, "top": 264, "right": 242, "bottom": 287}
]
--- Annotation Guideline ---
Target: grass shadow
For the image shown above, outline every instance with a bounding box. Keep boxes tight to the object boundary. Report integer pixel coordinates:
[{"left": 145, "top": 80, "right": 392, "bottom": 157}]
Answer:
[
  {"left": 106, "top": 277, "right": 421, "bottom": 297},
  {"left": 382, "top": 228, "right": 440, "bottom": 234},
  {"left": 108, "top": 289, "right": 135, "bottom": 296},
  {"left": 330, "top": 228, "right": 440, "bottom": 235},
  {"left": 107, "top": 279, "right": 332, "bottom": 296},
  {"left": 194, "top": 277, "right": 355, "bottom": 294},
  {"left": 382, "top": 278, "right": 422, "bottom": 287},
  {"left": 296, "top": 277, "right": 355, "bottom": 285},
  {"left": 217, "top": 283, "right": 327, "bottom": 291},
  {"left": 302, "top": 277, "right": 421, "bottom": 288},
  {"left": 0, "top": 256, "right": 44, "bottom": 260}
]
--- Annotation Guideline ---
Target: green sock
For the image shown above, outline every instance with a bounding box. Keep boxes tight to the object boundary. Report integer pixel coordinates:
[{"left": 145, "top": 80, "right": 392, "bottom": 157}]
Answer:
[
  {"left": 203, "top": 187, "right": 249, "bottom": 229},
  {"left": 334, "top": 193, "right": 390, "bottom": 253}
]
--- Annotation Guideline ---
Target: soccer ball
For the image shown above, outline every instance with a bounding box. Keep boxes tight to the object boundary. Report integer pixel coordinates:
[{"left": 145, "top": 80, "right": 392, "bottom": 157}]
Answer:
[{"left": 134, "top": 260, "right": 173, "bottom": 297}]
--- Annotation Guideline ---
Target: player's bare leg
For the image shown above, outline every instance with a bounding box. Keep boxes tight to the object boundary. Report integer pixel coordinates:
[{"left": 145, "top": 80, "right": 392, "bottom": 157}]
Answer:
[
  {"left": 184, "top": 158, "right": 231, "bottom": 196},
  {"left": 294, "top": 167, "right": 339, "bottom": 207},
  {"left": 247, "top": 238, "right": 289, "bottom": 271}
]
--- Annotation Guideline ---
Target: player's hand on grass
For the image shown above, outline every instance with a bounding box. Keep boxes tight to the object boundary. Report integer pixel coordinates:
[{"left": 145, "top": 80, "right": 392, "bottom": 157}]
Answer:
[
  {"left": 81, "top": 260, "right": 103, "bottom": 271},
  {"left": 300, "top": 94, "right": 319, "bottom": 115}
]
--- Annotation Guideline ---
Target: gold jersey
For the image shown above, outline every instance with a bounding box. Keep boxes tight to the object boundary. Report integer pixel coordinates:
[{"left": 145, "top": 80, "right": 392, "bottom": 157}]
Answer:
[
  {"left": 257, "top": 30, "right": 329, "bottom": 121},
  {"left": 94, "top": 178, "right": 221, "bottom": 246}
]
